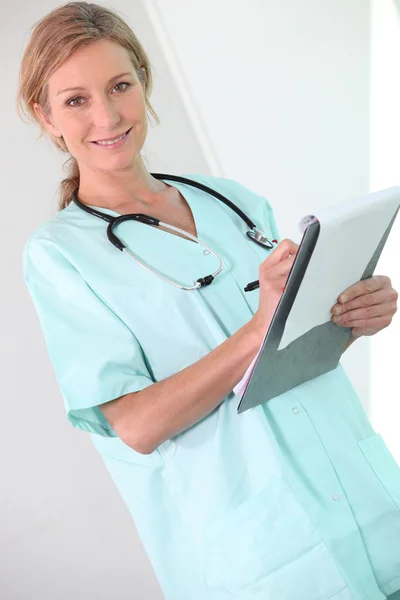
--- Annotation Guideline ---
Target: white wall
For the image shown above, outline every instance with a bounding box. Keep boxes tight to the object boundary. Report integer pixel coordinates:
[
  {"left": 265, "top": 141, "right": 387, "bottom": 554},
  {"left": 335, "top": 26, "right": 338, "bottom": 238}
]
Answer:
[
  {"left": 2, "top": 1, "right": 207, "bottom": 599},
  {"left": 2, "top": 1, "right": 379, "bottom": 599},
  {"left": 369, "top": 0, "right": 400, "bottom": 461},
  {"left": 146, "top": 0, "right": 372, "bottom": 403}
]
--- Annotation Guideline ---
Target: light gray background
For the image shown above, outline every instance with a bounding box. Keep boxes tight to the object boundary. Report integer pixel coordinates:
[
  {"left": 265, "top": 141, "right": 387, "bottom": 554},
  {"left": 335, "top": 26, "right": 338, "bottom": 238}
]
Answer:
[{"left": 2, "top": 1, "right": 395, "bottom": 599}]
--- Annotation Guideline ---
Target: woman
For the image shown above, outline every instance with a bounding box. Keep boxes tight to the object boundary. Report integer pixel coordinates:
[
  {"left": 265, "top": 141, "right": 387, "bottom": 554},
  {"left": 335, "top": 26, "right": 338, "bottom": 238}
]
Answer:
[{"left": 18, "top": 3, "right": 400, "bottom": 599}]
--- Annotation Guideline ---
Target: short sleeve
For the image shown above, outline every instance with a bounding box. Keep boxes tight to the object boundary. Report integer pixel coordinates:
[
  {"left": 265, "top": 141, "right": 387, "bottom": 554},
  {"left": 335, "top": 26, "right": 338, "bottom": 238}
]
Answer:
[{"left": 23, "top": 235, "right": 154, "bottom": 437}]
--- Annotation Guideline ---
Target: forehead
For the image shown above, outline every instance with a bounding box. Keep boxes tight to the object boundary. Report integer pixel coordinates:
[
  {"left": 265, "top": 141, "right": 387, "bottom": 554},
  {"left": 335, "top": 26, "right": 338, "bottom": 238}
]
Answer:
[{"left": 48, "top": 40, "right": 134, "bottom": 95}]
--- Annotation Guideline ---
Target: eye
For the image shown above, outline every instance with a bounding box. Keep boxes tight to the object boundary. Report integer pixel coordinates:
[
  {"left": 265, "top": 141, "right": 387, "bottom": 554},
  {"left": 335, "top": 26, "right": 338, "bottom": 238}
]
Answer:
[
  {"left": 112, "top": 82, "right": 131, "bottom": 93},
  {"left": 65, "top": 82, "right": 131, "bottom": 108},
  {"left": 66, "top": 96, "right": 84, "bottom": 107}
]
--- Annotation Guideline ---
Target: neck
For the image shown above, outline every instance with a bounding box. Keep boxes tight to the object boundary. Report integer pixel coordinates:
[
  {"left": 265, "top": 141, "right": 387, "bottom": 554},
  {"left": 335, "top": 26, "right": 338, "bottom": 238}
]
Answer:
[{"left": 77, "top": 155, "right": 170, "bottom": 210}]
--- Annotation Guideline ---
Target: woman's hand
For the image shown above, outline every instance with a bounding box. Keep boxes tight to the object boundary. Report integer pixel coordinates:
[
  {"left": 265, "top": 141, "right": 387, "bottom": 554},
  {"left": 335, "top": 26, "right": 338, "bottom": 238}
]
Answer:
[
  {"left": 331, "top": 275, "right": 398, "bottom": 338},
  {"left": 252, "top": 239, "right": 299, "bottom": 332}
]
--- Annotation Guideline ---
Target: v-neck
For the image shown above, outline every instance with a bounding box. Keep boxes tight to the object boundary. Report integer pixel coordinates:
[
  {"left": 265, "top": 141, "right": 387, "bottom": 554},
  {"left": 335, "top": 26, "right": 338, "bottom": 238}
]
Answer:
[
  {"left": 83, "top": 178, "right": 200, "bottom": 245},
  {"left": 73, "top": 176, "right": 241, "bottom": 264}
]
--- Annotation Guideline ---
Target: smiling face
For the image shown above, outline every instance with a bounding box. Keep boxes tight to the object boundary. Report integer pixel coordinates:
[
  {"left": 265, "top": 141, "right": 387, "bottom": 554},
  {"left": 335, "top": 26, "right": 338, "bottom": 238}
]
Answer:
[{"left": 35, "top": 39, "right": 148, "bottom": 175}]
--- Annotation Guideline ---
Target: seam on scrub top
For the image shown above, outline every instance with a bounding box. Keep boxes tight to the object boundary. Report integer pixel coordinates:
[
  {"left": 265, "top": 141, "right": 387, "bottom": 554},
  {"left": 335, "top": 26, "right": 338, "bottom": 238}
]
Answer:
[
  {"left": 33, "top": 234, "right": 146, "bottom": 348},
  {"left": 382, "top": 574, "right": 400, "bottom": 594},
  {"left": 280, "top": 474, "right": 351, "bottom": 591},
  {"left": 153, "top": 451, "right": 215, "bottom": 599},
  {"left": 63, "top": 236, "right": 154, "bottom": 377},
  {"left": 288, "top": 394, "right": 378, "bottom": 583},
  {"left": 323, "top": 586, "right": 349, "bottom": 600},
  {"left": 25, "top": 267, "right": 86, "bottom": 424},
  {"left": 227, "top": 539, "right": 346, "bottom": 598},
  {"left": 25, "top": 237, "right": 155, "bottom": 431},
  {"left": 358, "top": 437, "right": 400, "bottom": 513}
]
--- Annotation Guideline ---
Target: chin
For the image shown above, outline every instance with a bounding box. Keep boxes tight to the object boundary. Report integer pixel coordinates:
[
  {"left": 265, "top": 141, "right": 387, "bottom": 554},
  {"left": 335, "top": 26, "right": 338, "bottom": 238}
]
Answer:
[{"left": 102, "top": 153, "right": 137, "bottom": 171}]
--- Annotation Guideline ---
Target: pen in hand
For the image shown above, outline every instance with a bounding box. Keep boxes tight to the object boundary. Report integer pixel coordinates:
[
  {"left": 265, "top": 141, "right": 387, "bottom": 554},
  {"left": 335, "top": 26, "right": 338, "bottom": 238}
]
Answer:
[
  {"left": 244, "top": 240, "right": 298, "bottom": 293},
  {"left": 244, "top": 279, "right": 285, "bottom": 293},
  {"left": 244, "top": 239, "right": 279, "bottom": 293},
  {"left": 245, "top": 239, "right": 299, "bottom": 336}
]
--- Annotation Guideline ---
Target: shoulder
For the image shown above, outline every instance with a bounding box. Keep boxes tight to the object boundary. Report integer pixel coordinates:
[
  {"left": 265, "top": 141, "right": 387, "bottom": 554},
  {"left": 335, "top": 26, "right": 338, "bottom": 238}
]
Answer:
[
  {"left": 23, "top": 204, "right": 78, "bottom": 281},
  {"left": 24, "top": 204, "right": 76, "bottom": 245},
  {"left": 181, "top": 172, "right": 276, "bottom": 220},
  {"left": 180, "top": 172, "right": 274, "bottom": 214},
  {"left": 181, "top": 172, "right": 280, "bottom": 240},
  {"left": 180, "top": 173, "right": 268, "bottom": 203}
]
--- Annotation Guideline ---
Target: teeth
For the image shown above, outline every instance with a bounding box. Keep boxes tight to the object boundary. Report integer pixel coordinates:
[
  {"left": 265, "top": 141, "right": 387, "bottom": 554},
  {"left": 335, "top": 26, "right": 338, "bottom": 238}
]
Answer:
[{"left": 96, "top": 132, "right": 126, "bottom": 145}]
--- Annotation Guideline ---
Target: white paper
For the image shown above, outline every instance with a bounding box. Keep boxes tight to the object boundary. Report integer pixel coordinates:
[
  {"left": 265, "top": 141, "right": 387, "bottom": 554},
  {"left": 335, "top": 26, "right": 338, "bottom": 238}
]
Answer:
[
  {"left": 234, "top": 187, "right": 400, "bottom": 397},
  {"left": 279, "top": 187, "right": 400, "bottom": 350}
]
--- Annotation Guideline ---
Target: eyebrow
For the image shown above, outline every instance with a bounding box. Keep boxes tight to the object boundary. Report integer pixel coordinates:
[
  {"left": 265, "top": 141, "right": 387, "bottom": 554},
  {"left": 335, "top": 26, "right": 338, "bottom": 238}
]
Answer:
[{"left": 56, "top": 72, "right": 133, "bottom": 96}]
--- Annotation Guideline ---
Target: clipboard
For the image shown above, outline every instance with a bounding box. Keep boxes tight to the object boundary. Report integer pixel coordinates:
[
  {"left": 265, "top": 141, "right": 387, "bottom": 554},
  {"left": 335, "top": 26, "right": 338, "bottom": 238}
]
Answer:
[{"left": 237, "top": 188, "right": 400, "bottom": 414}]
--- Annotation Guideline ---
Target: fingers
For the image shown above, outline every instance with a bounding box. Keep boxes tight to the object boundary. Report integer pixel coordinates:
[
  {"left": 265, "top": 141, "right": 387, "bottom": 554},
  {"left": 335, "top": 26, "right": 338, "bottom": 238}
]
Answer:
[
  {"left": 332, "top": 288, "right": 398, "bottom": 316},
  {"left": 264, "top": 254, "right": 295, "bottom": 280},
  {"left": 338, "top": 315, "right": 393, "bottom": 334},
  {"left": 332, "top": 278, "right": 398, "bottom": 330},
  {"left": 338, "top": 275, "right": 392, "bottom": 303},
  {"left": 262, "top": 239, "right": 299, "bottom": 269},
  {"left": 332, "top": 300, "right": 397, "bottom": 327}
]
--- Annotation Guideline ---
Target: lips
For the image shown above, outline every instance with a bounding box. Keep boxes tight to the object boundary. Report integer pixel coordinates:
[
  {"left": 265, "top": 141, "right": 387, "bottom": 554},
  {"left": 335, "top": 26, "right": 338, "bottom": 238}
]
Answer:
[{"left": 91, "top": 127, "right": 132, "bottom": 144}]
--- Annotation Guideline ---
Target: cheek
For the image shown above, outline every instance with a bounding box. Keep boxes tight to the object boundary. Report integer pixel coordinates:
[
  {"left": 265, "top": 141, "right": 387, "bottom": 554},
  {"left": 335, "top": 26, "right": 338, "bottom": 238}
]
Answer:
[
  {"left": 136, "top": 118, "right": 147, "bottom": 143},
  {"left": 127, "top": 88, "right": 147, "bottom": 120},
  {"left": 59, "top": 115, "right": 89, "bottom": 148}
]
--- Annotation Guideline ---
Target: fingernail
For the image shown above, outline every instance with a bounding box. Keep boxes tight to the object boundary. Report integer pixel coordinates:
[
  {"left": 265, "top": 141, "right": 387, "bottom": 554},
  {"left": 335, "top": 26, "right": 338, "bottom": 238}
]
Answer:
[{"left": 339, "top": 295, "right": 347, "bottom": 303}]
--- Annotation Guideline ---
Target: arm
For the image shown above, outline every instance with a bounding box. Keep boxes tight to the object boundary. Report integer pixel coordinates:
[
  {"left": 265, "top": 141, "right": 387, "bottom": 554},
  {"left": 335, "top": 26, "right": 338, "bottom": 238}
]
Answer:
[
  {"left": 24, "top": 235, "right": 296, "bottom": 445},
  {"left": 101, "top": 239, "right": 299, "bottom": 455},
  {"left": 100, "top": 317, "right": 265, "bottom": 455}
]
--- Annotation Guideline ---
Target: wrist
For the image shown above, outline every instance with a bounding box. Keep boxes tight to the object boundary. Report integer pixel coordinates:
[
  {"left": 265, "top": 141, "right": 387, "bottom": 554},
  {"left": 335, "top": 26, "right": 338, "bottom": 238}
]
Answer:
[{"left": 246, "top": 313, "right": 269, "bottom": 347}]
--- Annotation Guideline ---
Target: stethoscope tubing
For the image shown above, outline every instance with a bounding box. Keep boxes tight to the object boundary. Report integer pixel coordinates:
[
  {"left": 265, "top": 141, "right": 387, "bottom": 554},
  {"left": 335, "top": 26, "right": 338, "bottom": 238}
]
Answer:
[
  {"left": 124, "top": 220, "right": 224, "bottom": 291},
  {"left": 72, "top": 173, "right": 274, "bottom": 290}
]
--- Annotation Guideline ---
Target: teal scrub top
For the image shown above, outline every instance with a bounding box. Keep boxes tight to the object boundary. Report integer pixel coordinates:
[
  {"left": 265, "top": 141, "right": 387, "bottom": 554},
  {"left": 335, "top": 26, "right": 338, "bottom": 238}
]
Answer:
[{"left": 23, "top": 174, "right": 400, "bottom": 600}]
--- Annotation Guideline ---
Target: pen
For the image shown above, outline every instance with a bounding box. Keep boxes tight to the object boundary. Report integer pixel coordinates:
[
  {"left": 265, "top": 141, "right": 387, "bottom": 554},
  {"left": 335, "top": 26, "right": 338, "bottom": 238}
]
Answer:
[
  {"left": 244, "top": 280, "right": 260, "bottom": 292},
  {"left": 244, "top": 239, "right": 280, "bottom": 292},
  {"left": 244, "top": 280, "right": 286, "bottom": 293}
]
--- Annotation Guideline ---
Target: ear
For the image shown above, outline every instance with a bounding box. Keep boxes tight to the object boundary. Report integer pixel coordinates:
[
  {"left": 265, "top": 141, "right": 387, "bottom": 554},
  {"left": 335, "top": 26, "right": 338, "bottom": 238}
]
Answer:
[
  {"left": 33, "top": 102, "right": 63, "bottom": 138},
  {"left": 139, "top": 67, "right": 147, "bottom": 87}
]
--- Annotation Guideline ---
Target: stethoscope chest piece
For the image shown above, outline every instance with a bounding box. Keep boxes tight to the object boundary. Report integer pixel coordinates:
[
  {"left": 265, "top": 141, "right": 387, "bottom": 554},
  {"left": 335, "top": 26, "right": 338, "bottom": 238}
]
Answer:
[{"left": 246, "top": 228, "right": 274, "bottom": 249}]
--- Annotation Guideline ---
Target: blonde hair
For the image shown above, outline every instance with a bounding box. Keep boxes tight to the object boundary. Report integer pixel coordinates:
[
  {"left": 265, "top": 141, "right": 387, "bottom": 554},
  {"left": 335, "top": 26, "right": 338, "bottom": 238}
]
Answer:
[{"left": 17, "top": 2, "right": 159, "bottom": 211}]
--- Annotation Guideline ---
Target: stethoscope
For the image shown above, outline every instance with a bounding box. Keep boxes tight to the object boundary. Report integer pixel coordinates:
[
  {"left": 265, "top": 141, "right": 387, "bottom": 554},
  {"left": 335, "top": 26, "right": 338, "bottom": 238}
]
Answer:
[{"left": 72, "top": 173, "right": 275, "bottom": 291}]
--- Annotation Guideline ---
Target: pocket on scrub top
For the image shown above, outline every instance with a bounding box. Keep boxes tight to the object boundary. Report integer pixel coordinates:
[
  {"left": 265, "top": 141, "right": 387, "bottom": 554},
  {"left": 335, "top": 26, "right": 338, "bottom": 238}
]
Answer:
[
  {"left": 200, "top": 477, "right": 347, "bottom": 599},
  {"left": 358, "top": 433, "right": 400, "bottom": 509},
  {"left": 357, "top": 433, "right": 400, "bottom": 594}
]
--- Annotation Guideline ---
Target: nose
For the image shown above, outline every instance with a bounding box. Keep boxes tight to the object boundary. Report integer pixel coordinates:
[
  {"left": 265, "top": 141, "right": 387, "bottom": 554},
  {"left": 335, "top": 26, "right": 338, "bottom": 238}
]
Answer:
[{"left": 91, "top": 94, "right": 121, "bottom": 130}]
